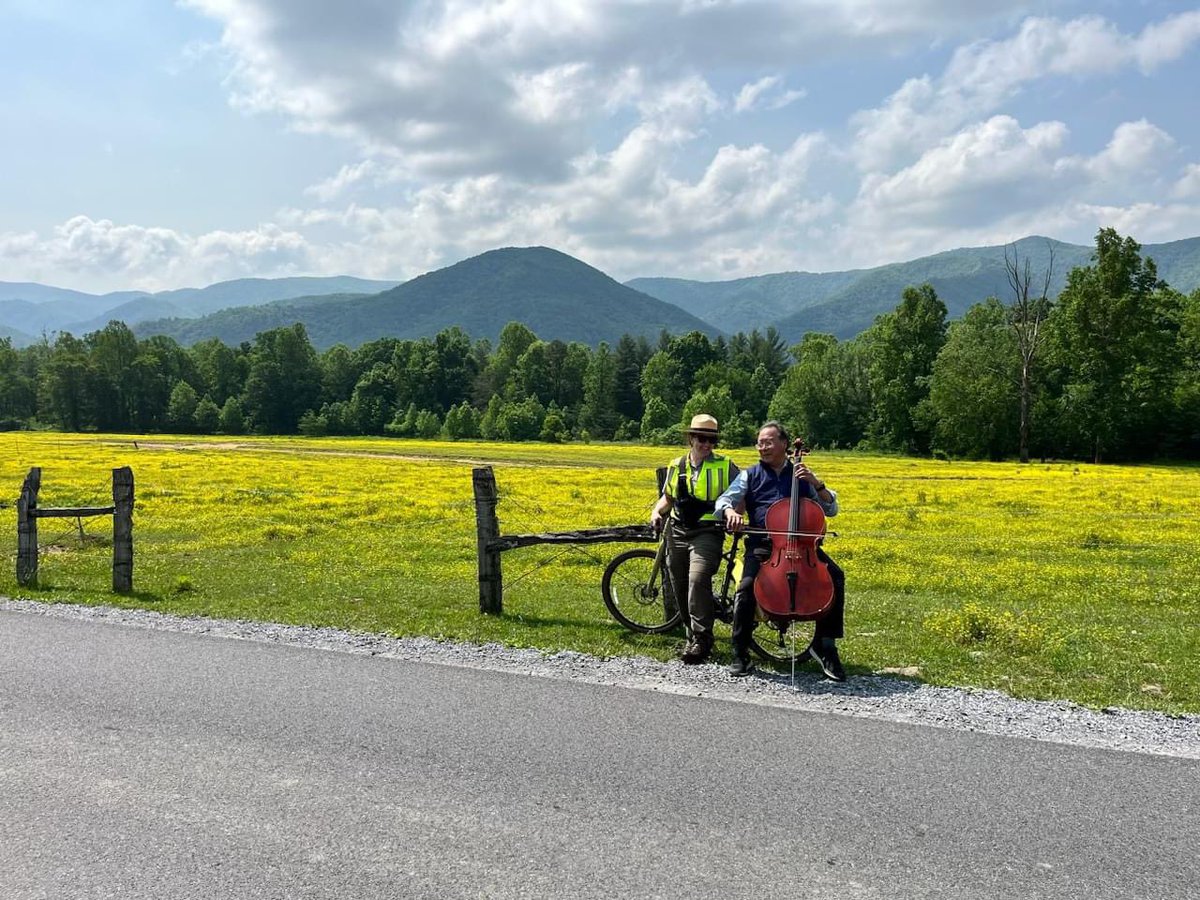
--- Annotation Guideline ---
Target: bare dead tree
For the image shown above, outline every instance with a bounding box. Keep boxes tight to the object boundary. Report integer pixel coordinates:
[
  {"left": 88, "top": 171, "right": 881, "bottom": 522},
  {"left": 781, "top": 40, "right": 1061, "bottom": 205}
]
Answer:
[{"left": 1005, "top": 241, "right": 1055, "bottom": 463}]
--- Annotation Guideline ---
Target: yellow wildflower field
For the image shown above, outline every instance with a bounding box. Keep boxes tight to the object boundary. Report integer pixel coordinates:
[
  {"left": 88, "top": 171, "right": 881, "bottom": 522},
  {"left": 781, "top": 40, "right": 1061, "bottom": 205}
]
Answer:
[{"left": 2, "top": 432, "right": 1197, "bottom": 713}]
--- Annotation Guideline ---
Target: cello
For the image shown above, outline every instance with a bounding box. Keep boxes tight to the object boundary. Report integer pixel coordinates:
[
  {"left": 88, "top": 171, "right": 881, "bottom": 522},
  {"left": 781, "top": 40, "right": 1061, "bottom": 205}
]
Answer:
[{"left": 753, "top": 437, "right": 835, "bottom": 622}]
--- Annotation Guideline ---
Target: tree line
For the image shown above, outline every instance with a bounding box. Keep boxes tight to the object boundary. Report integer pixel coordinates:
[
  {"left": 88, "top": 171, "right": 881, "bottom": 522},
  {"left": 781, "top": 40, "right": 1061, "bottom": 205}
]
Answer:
[{"left": 0, "top": 228, "right": 1196, "bottom": 462}]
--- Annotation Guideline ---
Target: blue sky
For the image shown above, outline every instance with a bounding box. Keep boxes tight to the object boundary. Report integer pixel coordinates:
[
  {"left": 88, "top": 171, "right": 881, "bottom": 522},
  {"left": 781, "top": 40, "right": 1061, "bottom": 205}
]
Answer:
[{"left": 2, "top": 0, "right": 1199, "bottom": 292}]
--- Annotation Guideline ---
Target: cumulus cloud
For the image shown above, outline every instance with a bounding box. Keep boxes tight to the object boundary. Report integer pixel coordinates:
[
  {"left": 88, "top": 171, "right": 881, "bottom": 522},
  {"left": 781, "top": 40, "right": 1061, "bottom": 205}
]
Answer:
[
  {"left": 1173, "top": 163, "right": 1200, "bottom": 200},
  {"left": 0, "top": 216, "right": 315, "bottom": 291},
  {"left": 8, "top": 4, "right": 1199, "bottom": 293},
  {"left": 183, "top": 0, "right": 1034, "bottom": 181},
  {"left": 842, "top": 116, "right": 1196, "bottom": 268},
  {"left": 734, "top": 75, "right": 806, "bottom": 113},
  {"left": 852, "top": 11, "right": 1200, "bottom": 172}
]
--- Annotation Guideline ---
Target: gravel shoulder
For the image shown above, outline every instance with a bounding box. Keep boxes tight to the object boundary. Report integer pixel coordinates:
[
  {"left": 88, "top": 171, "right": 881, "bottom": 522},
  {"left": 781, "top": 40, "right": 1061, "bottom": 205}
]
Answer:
[{"left": 5, "top": 596, "right": 1198, "bottom": 760}]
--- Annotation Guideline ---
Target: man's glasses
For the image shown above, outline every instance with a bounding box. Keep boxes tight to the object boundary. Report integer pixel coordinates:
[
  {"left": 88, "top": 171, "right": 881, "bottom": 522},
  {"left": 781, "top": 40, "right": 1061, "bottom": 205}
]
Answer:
[{"left": 692, "top": 435, "right": 718, "bottom": 445}]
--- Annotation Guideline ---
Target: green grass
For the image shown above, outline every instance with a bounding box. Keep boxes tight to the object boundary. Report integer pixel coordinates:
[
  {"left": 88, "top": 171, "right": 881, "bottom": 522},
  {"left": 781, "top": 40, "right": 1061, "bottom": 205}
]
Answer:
[{"left": 1, "top": 432, "right": 1197, "bottom": 714}]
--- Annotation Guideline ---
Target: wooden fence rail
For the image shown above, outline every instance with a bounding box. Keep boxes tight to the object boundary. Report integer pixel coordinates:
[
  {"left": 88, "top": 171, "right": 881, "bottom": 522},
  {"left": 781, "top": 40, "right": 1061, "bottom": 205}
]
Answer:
[
  {"left": 16, "top": 466, "right": 135, "bottom": 592},
  {"left": 472, "top": 466, "right": 655, "bottom": 615}
]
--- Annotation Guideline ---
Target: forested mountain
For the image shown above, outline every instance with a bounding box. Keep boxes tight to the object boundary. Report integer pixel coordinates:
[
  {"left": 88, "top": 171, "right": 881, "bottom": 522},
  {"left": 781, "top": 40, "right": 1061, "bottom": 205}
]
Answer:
[
  {"left": 626, "top": 269, "right": 865, "bottom": 332},
  {"left": 3, "top": 227, "right": 1196, "bottom": 463},
  {"left": 0, "top": 323, "right": 35, "bottom": 345},
  {"left": 0, "top": 276, "right": 399, "bottom": 343},
  {"left": 631, "top": 235, "right": 1200, "bottom": 341},
  {"left": 136, "top": 247, "right": 720, "bottom": 348}
]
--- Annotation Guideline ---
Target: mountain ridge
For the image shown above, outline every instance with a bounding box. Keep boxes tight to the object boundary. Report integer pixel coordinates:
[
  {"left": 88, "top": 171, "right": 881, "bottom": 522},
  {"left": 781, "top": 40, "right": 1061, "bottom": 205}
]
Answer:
[
  {"left": 5, "top": 234, "right": 1199, "bottom": 349},
  {"left": 629, "top": 235, "right": 1200, "bottom": 341},
  {"left": 133, "top": 246, "right": 719, "bottom": 349}
]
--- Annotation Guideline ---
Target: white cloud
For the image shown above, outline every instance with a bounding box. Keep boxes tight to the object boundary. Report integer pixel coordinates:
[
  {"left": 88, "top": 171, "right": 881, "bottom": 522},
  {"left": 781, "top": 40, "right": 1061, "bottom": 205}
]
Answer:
[
  {"left": 1076, "top": 119, "right": 1176, "bottom": 183},
  {"left": 1173, "top": 163, "right": 1200, "bottom": 200},
  {"left": 182, "top": 0, "right": 1037, "bottom": 181},
  {"left": 842, "top": 117, "right": 1196, "bottom": 268},
  {"left": 0, "top": 216, "right": 315, "bottom": 292},
  {"left": 856, "top": 116, "right": 1071, "bottom": 225},
  {"left": 303, "top": 160, "right": 382, "bottom": 202},
  {"left": 852, "top": 11, "right": 1200, "bottom": 172},
  {"left": 734, "top": 75, "right": 805, "bottom": 113}
]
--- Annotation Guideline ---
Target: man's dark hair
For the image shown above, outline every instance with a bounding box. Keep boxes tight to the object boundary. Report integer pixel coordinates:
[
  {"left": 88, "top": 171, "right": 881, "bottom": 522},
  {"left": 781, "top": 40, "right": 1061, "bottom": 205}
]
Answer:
[{"left": 759, "top": 420, "right": 790, "bottom": 444}]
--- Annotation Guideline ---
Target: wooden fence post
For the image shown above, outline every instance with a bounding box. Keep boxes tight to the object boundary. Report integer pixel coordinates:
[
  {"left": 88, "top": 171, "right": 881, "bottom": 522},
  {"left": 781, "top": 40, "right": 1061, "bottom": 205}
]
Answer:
[
  {"left": 112, "top": 466, "right": 134, "bottom": 593},
  {"left": 16, "top": 467, "right": 41, "bottom": 587},
  {"left": 472, "top": 466, "right": 503, "bottom": 615}
]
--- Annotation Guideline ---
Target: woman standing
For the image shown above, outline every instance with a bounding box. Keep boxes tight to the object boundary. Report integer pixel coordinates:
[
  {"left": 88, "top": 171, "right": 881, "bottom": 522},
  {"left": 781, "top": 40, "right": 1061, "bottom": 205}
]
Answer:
[{"left": 649, "top": 414, "right": 739, "bottom": 663}]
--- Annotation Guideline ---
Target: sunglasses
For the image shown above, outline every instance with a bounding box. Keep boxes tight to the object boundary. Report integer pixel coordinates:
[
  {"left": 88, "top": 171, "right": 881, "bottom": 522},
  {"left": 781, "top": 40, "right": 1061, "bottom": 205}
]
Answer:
[{"left": 691, "top": 435, "right": 718, "bottom": 445}]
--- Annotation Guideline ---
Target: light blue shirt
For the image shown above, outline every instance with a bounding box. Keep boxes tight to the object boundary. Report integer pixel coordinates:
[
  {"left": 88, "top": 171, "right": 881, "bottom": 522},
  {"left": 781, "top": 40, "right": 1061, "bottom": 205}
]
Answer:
[{"left": 715, "top": 467, "right": 839, "bottom": 518}]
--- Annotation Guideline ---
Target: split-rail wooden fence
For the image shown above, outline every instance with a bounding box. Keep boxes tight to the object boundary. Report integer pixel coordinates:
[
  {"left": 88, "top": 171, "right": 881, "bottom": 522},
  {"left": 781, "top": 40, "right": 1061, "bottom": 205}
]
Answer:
[
  {"left": 16, "top": 466, "right": 134, "bottom": 592},
  {"left": 472, "top": 465, "right": 656, "bottom": 615}
]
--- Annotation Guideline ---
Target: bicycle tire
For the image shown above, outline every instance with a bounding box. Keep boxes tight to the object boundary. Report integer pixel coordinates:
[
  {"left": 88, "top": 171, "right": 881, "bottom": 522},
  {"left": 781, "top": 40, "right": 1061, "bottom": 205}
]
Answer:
[
  {"left": 601, "top": 548, "right": 684, "bottom": 635},
  {"left": 749, "top": 617, "right": 815, "bottom": 665}
]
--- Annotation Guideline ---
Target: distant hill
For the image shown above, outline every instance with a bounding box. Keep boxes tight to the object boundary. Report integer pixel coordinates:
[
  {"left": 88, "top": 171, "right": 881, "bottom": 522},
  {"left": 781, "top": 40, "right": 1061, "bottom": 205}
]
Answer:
[
  {"left": 631, "top": 235, "right": 1200, "bottom": 342},
  {"left": 135, "top": 246, "right": 721, "bottom": 349},
  {"left": 0, "top": 282, "right": 107, "bottom": 305},
  {"left": 148, "top": 276, "right": 401, "bottom": 317},
  {"left": 1, "top": 323, "right": 36, "bottom": 346},
  {"left": 626, "top": 269, "right": 865, "bottom": 332},
  {"left": 68, "top": 297, "right": 192, "bottom": 335},
  {"left": 0, "top": 275, "right": 400, "bottom": 345}
]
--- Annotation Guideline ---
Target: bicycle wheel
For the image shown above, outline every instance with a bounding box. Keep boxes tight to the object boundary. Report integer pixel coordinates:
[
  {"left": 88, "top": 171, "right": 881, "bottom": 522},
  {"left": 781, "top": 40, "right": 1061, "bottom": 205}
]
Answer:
[
  {"left": 601, "top": 548, "right": 683, "bottom": 634},
  {"left": 749, "top": 616, "right": 816, "bottom": 665}
]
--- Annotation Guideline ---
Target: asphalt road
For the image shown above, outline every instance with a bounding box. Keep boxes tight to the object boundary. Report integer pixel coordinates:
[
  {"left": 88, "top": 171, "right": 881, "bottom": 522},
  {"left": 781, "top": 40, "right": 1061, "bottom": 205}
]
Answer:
[{"left": 2, "top": 609, "right": 1197, "bottom": 900}]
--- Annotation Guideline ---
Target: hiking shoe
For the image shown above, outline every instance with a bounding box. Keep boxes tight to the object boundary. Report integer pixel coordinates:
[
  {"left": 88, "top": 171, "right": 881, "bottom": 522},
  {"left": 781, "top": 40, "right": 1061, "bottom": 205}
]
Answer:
[
  {"left": 727, "top": 656, "right": 755, "bottom": 678},
  {"left": 808, "top": 639, "right": 846, "bottom": 682},
  {"left": 681, "top": 639, "right": 712, "bottom": 665}
]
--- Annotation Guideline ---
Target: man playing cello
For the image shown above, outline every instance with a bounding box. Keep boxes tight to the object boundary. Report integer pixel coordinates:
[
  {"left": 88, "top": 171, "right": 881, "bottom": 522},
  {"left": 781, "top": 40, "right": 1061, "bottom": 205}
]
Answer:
[{"left": 715, "top": 420, "right": 847, "bottom": 680}]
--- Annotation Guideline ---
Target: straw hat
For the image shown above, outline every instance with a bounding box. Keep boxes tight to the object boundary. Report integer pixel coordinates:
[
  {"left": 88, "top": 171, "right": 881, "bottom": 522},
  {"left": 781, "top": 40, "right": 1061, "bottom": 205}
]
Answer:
[{"left": 687, "top": 414, "right": 720, "bottom": 436}]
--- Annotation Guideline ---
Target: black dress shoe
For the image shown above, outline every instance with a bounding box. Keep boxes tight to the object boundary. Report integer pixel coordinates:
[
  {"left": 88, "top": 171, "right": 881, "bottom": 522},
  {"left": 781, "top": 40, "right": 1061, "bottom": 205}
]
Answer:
[{"left": 808, "top": 639, "right": 846, "bottom": 681}]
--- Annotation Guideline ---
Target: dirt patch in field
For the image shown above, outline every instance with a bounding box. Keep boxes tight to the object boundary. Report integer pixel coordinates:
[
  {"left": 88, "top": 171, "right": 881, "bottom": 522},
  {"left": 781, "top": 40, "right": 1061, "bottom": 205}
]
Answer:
[{"left": 108, "top": 439, "right": 554, "bottom": 468}]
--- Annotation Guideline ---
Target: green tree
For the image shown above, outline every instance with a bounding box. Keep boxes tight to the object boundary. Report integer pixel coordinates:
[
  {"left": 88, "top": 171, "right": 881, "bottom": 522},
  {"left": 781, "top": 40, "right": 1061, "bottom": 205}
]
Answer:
[
  {"left": 514, "top": 340, "right": 555, "bottom": 405},
  {"left": 0, "top": 337, "right": 37, "bottom": 425},
  {"left": 682, "top": 385, "right": 737, "bottom": 434},
  {"left": 430, "top": 326, "right": 477, "bottom": 411},
  {"left": 193, "top": 396, "right": 221, "bottom": 434},
  {"left": 539, "top": 405, "right": 570, "bottom": 443},
  {"left": 666, "top": 331, "right": 720, "bottom": 384},
  {"left": 320, "top": 344, "right": 359, "bottom": 404},
  {"left": 928, "top": 299, "right": 1021, "bottom": 459},
  {"left": 769, "top": 333, "right": 873, "bottom": 449},
  {"left": 477, "top": 321, "right": 538, "bottom": 401},
  {"left": 479, "top": 394, "right": 505, "bottom": 440},
  {"left": 166, "top": 381, "right": 200, "bottom": 433},
  {"left": 349, "top": 363, "right": 397, "bottom": 434},
  {"left": 866, "top": 283, "right": 947, "bottom": 453},
  {"left": 1049, "top": 228, "right": 1177, "bottom": 461},
  {"left": 415, "top": 408, "right": 442, "bottom": 439},
  {"left": 498, "top": 395, "right": 546, "bottom": 441},
  {"left": 297, "top": 409, "right": 329, "bottom": 436},
  {"left": 640, "top": 396, "right": 674, "bottom": 442},
  {"left": 443, "top": 401, "right": 482, "bottom": 440},
  {"left": 40, "top": 333, "right": 92, "bottom": 431},
  {"left": 579, "top": 342, "right": 619, "bottom": 438},
  {"left": 242, "top": 324, "right": 322, "bottom": 433},
  {"left": 613, "top": 334, "right": 648, "bottom": 422},
  {"left": 385, "top": 402, "right": 419, "bottom": 437},
  {"left": 639, "top": 351, "right": 686, "bottom": 414},
  {"left": 218, "top": 396, "right": 245, "bottom": 435},
  {"left": 86, "top": 321, "right": 140, "bottom": 430},
  {"left": 191, "top": 338, "right": 246, "bottom": 407}
]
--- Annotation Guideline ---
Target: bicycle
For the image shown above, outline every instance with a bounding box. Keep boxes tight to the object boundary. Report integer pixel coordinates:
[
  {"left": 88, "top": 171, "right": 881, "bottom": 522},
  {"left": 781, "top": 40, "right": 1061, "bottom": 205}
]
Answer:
[{"left": 600, "top": 525, "right": 815, "bottom": 665}]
